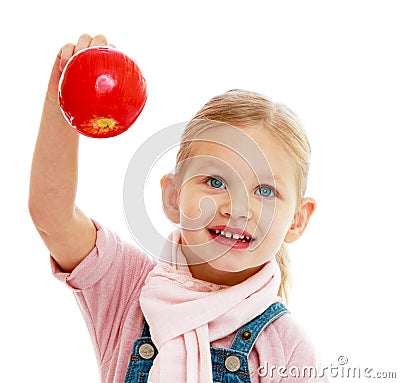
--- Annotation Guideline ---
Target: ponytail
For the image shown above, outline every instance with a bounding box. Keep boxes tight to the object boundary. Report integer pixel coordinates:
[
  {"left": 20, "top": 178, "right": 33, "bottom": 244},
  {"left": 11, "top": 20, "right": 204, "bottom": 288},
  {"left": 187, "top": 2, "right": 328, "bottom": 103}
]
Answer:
[{"left": 276, "top": 244, "right": 291, "bottom": 304}]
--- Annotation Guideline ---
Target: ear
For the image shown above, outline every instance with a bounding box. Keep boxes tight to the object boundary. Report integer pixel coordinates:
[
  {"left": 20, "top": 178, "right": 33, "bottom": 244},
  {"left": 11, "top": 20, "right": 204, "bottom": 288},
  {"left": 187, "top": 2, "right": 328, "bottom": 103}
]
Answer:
[
  {"left": 284, "top": 197, "right": 317, "bottom": 243},
  {"left": 160, "top": 173, "right": 180, "bottom": 224}
]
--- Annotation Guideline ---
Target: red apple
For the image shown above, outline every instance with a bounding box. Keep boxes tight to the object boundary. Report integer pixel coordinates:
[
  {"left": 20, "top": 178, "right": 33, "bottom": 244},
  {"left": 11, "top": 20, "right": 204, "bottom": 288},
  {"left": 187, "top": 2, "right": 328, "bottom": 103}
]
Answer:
[{"left": 58, "top": 46, "right": 147, "bottom": 138}]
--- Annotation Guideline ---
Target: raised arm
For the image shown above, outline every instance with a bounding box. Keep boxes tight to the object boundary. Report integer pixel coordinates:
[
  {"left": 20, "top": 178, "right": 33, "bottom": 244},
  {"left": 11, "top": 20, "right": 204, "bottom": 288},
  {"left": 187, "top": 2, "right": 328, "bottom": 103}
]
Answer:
[{"left": 29, "top": 34, "right": 108, "bottom": 272}]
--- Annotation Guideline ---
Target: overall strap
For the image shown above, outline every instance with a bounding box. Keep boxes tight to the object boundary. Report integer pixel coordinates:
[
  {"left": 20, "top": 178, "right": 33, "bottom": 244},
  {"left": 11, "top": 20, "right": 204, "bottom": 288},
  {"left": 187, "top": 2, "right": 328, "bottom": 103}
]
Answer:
[
  {"left": 229, "top": 301, "right": 289, "bottom": 355},
  {"left": 141, "top": 318, "right": 151, "bottom": 338}
]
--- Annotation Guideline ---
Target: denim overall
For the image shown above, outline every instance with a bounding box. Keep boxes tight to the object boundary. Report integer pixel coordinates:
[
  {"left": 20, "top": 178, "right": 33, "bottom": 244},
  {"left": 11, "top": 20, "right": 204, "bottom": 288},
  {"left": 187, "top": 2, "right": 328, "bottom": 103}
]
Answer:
[{"left": 124, "top": 302, "right": 288, "bottom": 383}]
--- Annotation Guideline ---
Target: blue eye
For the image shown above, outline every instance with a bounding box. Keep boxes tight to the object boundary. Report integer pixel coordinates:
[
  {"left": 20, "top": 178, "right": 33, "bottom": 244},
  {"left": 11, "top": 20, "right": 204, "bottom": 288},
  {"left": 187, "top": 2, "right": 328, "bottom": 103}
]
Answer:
[
  {"left": 256, "top": 185, "right": 275, "bottom": 198},
  {"left": 207, "top": 177, "right": 226, "bottom": 189}
]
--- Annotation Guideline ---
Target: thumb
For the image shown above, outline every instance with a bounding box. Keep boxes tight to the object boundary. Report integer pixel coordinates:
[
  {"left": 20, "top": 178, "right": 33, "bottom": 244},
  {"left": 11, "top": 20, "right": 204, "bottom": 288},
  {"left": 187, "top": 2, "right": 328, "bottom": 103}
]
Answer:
[{"left": 47, "top": 43, "right": 75, "bottom": 100}]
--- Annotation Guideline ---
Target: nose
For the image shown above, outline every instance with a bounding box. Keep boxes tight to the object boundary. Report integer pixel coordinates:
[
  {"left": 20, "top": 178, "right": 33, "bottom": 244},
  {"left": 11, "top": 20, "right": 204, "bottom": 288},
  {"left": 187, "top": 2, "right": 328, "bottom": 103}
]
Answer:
[{"left": 218, "top": 190, "right": 253, "bottom": 220}]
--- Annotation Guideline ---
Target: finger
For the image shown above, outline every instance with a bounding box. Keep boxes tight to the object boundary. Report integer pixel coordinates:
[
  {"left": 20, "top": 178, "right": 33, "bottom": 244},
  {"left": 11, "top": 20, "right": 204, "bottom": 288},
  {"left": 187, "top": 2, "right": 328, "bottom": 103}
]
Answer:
[
  {"left": 89, "top": 34, "right": 108, "bottom": 47},
  {"left": 59, "top": 43, "right": 75, "bottom": 72},
  {"left": 74, "top": 33, "right": 93, "bottom": 53}
]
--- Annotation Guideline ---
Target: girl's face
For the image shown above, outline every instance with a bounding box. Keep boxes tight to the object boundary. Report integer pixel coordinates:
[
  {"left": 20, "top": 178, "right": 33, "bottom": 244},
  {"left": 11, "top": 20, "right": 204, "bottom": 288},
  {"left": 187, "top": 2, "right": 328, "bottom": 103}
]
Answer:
[{"left": 164, "top": 123, "right": 314, "bottom": 285}]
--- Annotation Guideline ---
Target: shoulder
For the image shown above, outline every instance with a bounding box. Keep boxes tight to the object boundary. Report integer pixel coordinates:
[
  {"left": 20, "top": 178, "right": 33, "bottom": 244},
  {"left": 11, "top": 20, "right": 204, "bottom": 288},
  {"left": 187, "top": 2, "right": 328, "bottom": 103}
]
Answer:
[
  {"left": 255, "top": 312, "right": 320, "bottom": 364},
  {"left": 253, "top": 312, "right": 329, "bottom": 382}
]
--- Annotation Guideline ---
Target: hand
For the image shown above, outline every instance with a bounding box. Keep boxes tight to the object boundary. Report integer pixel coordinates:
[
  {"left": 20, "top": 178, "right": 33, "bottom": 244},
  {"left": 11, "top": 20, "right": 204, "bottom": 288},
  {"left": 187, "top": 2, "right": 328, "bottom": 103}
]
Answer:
[{"left": 46, "top": 34, "right": 111, "bottom": 101}]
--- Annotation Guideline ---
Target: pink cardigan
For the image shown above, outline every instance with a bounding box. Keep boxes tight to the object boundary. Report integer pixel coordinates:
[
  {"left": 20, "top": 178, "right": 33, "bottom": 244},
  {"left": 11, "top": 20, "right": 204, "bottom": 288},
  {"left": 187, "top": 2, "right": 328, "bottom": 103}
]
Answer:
[{"left": 51, "top": 221, "right": 328, "bottom": 382}]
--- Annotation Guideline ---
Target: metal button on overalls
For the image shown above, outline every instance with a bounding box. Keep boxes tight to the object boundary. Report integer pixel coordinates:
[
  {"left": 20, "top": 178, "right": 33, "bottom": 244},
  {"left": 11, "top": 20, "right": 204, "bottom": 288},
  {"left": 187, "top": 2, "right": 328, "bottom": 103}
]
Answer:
[
  {"left": 138, "top": 343, "right": 155, "bottom": 359},
  {"left": 225, "top": 355, "right": 241, "bottom": 372}
]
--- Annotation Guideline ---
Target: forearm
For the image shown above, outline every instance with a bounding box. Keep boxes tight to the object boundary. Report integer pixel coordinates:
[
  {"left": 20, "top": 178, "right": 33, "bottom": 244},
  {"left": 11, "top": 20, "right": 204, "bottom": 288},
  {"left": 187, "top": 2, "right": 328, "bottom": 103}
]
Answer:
[
  {"left": 29, "top": 93, "right": 80, "bottom": 232},
  {"left": 29, "top": 34, "right": 108, "bottom": 271}
]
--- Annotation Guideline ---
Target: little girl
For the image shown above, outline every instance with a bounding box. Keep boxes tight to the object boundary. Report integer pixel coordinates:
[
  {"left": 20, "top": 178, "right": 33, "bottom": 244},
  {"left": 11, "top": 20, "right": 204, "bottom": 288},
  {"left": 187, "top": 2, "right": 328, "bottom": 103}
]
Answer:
[{"left": 29, "top": 34, "right": 327, "bottom": 383}]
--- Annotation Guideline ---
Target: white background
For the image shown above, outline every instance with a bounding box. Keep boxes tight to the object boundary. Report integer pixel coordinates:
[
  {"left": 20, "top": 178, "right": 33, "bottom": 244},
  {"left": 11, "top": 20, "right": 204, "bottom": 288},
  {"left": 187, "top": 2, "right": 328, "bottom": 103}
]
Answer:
[{"left": 1, "top": 1, "right": 399, "bottom": 382}]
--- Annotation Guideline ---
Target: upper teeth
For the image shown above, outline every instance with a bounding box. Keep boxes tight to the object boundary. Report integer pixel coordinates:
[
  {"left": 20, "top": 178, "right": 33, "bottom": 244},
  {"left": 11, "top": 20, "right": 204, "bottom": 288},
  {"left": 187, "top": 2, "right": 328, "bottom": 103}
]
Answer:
[{"left": 214, "top": 230, "right": 250, "bottom": 241}]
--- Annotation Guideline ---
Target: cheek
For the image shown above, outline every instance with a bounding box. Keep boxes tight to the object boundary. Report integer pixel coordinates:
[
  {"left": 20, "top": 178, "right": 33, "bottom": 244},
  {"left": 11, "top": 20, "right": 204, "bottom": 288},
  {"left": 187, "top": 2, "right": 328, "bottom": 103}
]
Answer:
[
  {"left": 256, "top": 202, "right": 275, "bottom": 232},
  {"left": 179, "top": 192, "right": 217, "bottom": 231},
  {"left": 253, "top": 205, "right": 294, "bottom": 250},
  {"left": 179, "top": 196, "right": 198, "bottom": 218},
  {"left": 177, "top": 186, "right": 199, "bottom": 217},
  {"left": 268, "top": 206, "right": 296, "bottom": 245}
]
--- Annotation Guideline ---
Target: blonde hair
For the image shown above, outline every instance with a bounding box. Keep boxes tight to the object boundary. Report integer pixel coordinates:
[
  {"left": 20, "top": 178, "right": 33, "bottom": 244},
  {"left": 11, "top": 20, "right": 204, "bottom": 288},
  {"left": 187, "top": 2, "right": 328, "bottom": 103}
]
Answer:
[{"left": 176, "top": 89, "right": 311, "bottom": 303}]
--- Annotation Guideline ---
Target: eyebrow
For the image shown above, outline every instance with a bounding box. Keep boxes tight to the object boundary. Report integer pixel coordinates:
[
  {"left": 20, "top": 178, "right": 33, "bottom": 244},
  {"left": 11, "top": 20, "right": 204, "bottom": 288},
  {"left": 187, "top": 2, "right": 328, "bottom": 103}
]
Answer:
[{"left": 259, "top": 174, "right": 286, "bottom": 188}]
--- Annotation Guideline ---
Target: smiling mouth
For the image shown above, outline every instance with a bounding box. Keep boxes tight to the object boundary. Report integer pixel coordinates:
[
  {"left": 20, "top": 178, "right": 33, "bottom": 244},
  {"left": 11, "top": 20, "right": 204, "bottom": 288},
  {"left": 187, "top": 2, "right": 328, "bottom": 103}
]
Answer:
[{"left": 208, "top": 228, "right": 255, "bottom": 243}]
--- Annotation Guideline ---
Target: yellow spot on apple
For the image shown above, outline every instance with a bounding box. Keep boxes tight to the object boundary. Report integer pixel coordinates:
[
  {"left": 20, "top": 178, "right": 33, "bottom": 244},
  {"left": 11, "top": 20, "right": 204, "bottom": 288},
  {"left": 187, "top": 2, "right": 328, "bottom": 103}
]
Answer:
[{"left": 97, "top": 118, "right": 116, "bottom": 132}]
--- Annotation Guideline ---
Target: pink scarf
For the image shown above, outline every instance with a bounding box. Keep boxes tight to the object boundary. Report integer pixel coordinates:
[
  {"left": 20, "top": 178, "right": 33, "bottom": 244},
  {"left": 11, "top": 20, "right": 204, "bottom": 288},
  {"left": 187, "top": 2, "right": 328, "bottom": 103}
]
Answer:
[{"left": 139, "top": 230, "right": 281, "bottom": 383}]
